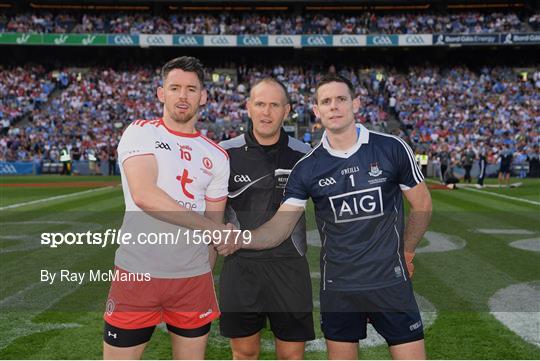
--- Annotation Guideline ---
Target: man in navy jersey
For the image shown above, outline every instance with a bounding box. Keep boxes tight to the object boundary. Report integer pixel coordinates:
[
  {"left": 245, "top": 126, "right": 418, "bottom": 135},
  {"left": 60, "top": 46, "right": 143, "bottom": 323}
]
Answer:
[{"left": 216, "top": 74, "right": 432, "bottom": 359}]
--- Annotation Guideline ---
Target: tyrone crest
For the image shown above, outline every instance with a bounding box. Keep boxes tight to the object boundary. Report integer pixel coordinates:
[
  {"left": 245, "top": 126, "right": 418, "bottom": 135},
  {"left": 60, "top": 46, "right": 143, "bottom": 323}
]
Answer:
[{"left": 368, "top": 162, "right": 383, "bottom": 177}]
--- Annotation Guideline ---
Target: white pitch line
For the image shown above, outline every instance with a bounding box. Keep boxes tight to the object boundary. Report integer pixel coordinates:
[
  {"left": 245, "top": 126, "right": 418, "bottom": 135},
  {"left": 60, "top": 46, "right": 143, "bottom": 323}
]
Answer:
[
  {"left": 489, "top": 282, "right": 540, "bottom": 347},
  {"left": 476, "top": 229, "right": 534, "bottom": 235},
  {"left": 0, "top": 186, "right": 115, "bottom": 211},
  {"left": 461, "top": 187, "right": 540, "bottom": 206},
  {"left": 509, "top": 238, "right": 540, "bottom": 252}
]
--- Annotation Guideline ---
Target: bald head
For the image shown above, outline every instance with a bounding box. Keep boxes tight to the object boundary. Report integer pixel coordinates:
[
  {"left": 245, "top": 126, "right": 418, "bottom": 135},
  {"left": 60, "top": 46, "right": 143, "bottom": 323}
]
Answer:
[
  {"left": 246, "top": 77, "right": 291, "bottom": 146},
  {"left": 249, "top": 78, "right": 290, "bottom": 105}
]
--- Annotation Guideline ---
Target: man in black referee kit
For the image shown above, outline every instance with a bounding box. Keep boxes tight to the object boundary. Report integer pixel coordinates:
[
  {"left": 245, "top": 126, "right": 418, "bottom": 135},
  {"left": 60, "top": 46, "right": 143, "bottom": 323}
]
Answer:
[
  {"left": 217, "top": 74, "right": 432, "bottom": 359},
  {"left": 219, "top": 78, "right": 314, "bottom": 359}
]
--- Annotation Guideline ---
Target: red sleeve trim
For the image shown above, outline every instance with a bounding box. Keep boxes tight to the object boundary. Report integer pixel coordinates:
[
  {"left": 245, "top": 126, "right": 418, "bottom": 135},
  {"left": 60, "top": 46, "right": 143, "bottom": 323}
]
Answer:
[
  {"left": 205, "top": 195, "right": 228, "bottom": 202},
  {"left": 200, "top": 135, "right": 229, "bottom": 160},
  {"left": 121, "top": 152, "right": 155, "bottom": 164}
]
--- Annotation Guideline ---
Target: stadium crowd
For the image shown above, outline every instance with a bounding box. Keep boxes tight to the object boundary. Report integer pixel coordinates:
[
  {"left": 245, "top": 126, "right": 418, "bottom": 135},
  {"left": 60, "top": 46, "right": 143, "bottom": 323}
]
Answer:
[
  {"left": 385, "top": 66, "right": 540, "bottom": 179},
  {"left": 0, "top": 65, "right": 56, "bottom": 136},
  {"left": 0, "top": 11, "right": 535, "bottom": 35},
  {"left": 0, "top": 64, "right": 389, "bottom": 165},
  {"left": 0, "top": 64, "right": 538, "bottom": 177}
]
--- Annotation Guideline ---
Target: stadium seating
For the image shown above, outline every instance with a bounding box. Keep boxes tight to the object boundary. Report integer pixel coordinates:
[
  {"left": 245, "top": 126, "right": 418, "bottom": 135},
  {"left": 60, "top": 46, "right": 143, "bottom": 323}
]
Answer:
[
  {"left": 0, "top": 64, "right": 390, "bottom": 163},
  {"left": 384, "top": 66, "right": 539, "bottom": 166},
  {"left": 0, "top": 64, "right": 537, "bottom": 168},
  {"left": 0, "top": 11, "right": 533, "bottom": 35}
]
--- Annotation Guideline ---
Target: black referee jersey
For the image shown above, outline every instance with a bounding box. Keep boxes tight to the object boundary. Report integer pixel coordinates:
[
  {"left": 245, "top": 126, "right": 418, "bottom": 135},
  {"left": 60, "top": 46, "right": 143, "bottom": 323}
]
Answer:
[{"left": 219, "top": 128, "right": 311, "bottom": 258}]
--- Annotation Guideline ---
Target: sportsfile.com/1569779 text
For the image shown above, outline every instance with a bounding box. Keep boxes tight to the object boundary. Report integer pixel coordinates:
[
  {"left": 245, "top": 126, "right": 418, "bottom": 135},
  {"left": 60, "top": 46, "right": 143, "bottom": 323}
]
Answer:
[{"left": 40, "top": 229, "right": 252, "bottom": 248}]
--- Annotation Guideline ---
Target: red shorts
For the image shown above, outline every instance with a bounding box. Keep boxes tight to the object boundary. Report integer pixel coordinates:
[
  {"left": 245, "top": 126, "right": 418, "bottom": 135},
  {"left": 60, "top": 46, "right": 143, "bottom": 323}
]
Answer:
[{"left": 104, "top": 267, "right": 220, "bottom": 330}]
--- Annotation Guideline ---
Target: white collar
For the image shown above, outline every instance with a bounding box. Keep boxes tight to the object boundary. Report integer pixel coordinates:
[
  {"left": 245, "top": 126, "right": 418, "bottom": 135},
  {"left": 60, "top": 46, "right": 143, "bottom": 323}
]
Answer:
[{"left": 322, "top": 123, "right": 370, "bottom": 159}]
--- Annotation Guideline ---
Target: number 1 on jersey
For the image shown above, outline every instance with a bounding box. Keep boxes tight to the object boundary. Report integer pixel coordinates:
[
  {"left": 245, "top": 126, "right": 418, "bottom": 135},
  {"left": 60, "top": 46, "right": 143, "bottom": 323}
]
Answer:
[{"left": 349, "top": 174, "right": 355, "bottom": 187}]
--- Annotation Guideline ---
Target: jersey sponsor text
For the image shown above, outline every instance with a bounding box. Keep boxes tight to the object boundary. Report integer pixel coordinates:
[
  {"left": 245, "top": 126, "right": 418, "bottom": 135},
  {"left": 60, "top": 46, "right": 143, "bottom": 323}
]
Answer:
[{"left": 329, "top": 187, "right": 384, "bottom": 223}]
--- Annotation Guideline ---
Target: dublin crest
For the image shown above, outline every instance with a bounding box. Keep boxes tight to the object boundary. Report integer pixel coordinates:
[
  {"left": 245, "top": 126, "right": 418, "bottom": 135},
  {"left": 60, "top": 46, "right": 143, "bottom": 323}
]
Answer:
[{"left": 368, "top": 162, "right": 383, "bottom": 177}]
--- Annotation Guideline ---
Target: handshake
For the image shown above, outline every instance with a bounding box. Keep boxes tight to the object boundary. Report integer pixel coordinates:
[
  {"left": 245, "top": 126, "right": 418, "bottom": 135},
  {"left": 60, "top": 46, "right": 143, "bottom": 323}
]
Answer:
[{"left": 211, "top": 223, "right": 253, "bottom": 256}]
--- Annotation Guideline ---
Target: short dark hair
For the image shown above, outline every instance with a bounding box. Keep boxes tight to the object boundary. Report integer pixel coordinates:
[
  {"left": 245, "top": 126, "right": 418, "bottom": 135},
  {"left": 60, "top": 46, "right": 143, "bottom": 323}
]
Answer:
[
  {"left": 161, "top": 56, "right": 205, "bottom": 87},
  {"left": 250, "top": 77, "right": 290, "bottom": 104},
  {"left": 315, "top": 74, "right": 355, "bottom": 101}
]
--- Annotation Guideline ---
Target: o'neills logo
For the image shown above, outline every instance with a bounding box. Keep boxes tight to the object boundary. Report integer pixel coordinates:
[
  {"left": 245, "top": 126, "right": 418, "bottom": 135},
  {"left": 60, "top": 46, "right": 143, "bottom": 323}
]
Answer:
[
  {"left": 89, "top": 269, "right": 151, "bottom": 282},
  {"left": 199, "top": 309, "right": 213, "bottom": 319}
]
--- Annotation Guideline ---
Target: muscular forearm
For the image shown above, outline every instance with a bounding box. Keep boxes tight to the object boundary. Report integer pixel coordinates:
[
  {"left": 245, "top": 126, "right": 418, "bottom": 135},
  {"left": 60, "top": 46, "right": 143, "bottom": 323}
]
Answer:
[
  {"left": 404, "top": 209, "right": 432, "bottom": 252},
  {"left": 242, "top": 209, "right": 302, "bottom": 250},
  {"left": 208, "top": 246, "right": 217, "bottom": 269},
  {"left": 133, "top": 186, "right": 223, "bottom": 232},
  {"left": 243, "top": 224, "right": 289, "bottom": 250}
]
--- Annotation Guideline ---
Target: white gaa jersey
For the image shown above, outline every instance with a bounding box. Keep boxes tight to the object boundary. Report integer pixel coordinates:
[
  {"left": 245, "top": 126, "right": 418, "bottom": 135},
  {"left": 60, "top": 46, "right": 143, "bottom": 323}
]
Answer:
[{"left": 116, "top": 118, "right": 229, "bottom": 278}]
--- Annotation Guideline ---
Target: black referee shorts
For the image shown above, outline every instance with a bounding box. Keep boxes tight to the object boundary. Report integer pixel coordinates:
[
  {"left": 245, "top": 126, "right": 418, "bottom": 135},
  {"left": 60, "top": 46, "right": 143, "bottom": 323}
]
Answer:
[{"left": 219, "top": 255, "right": 315, "bottom": 342}]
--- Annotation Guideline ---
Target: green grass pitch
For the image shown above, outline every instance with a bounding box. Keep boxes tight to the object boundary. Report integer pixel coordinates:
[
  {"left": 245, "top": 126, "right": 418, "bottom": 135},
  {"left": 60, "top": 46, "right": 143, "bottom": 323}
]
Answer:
[{"left": 0, "top": 175, "right": 539, "bottom": 359}]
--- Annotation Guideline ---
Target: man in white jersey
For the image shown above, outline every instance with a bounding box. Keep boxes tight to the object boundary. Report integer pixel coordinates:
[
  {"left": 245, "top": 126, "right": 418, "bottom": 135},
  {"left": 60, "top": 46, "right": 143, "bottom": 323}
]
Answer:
[{"left": 103, "top": 56, "right": 230, "bottom": 359}]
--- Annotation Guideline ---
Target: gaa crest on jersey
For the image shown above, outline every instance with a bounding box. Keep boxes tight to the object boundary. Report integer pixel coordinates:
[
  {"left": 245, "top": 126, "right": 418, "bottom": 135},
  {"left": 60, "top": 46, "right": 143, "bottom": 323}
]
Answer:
[
  {"left": 202, "top": 157, "right": 213, "bottom": 170},
  {"left": 105, "top": 298, "right": 115, "bottom": 316},
  {"left": 368, "top": 162, "right": 383, "bottom": 177}
]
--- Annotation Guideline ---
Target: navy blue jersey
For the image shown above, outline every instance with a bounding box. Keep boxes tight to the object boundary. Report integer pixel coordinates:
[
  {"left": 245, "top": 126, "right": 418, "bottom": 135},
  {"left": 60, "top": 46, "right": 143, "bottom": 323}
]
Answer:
[
  {"left": 500, "top": 149, "right": 513, "bottom": 167},
  {"left": 284, "top": 124, "right": 424, "bottom": 291}
]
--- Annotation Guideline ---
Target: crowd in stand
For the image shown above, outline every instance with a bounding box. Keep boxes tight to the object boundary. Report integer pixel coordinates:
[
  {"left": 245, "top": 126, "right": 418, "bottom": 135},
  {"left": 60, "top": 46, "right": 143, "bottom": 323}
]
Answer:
[
  {"left": 0, "top": 64, "right": 538, "bottom": 179},
  {"left": 0, "top": 11, "right": 535, "bottom": 35},
  {"left": 384, "top": 67, "right": 540, "bottom": 179},
  {"left": 0, "top": 65, "right": 55, "bottom": 136},
  {"left": 0, "top": 64, "right": 391, "bottom": 164},
  {"left": 529, "top": 13, "right": 540, "bottom": 31}
]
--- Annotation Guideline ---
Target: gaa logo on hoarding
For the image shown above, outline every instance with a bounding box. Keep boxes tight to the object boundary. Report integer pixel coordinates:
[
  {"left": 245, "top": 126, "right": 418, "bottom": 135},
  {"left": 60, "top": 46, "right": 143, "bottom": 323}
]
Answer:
[
  {"left": 210, "top": 36, "right": 231, "bottom": 45},
  {"left": 405, "top": 35, "right": 425, "bottom": 45},
  {"left": 147, "top": 35, "right": 166, "bottom": 45},
  {"left": 0, "top": 163, "right": 17, "bottom": 174},
  {"left": 241, "top": 36, "right": 263, "bottom": 46},
  {"left": 306, "top": 36, "right": 328, "bottom": 46},
  {"left": 275, "top": 36, "right": 294, "bottom": 45},
  {"left": 372, "top": 36, "right": 393, "bottom": 45},
  {"left": 113, "top": 35, "right": 135, "bottom": 45},
  {"left": 339, "top": 36, "right": 360, "bottom": 45},
  {"left": 176, "top": 36, "right": 200, "bottom": 46},
  {"left": 329, "top": 187, "right": 384, "bottom": 223}
]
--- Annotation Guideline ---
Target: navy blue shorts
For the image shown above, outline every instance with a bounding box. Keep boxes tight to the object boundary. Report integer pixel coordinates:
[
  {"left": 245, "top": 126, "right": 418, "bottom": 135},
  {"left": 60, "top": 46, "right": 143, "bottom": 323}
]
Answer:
[
  {"left": 320, "top": 281, "right": 424, "bottom": 346},
  {"left": 499, "top": 163, "right": 511, "bottom": 174}
]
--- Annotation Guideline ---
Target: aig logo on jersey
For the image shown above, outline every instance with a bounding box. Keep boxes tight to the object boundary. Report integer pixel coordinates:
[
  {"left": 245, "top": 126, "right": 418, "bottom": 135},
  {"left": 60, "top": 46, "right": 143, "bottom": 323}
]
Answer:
[{"left": 329, "top": 187, "right": 384, "bottom": 223}]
